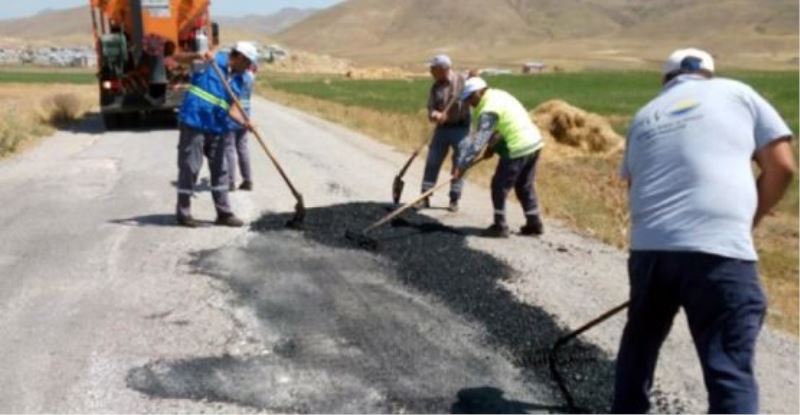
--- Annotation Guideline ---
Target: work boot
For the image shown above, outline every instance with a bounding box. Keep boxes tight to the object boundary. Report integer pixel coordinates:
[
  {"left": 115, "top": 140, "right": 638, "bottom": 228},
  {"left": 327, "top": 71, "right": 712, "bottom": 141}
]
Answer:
[
  {"left": 414, "top": 196, "right": 431, "bottom": 210},
  {"left": 481, "top": 223, "right": 510, "bottom": 238},
  {"left": 239, "top": 180, "right": 253, "bottom": 191},
  {"left": 448, "top": 200, "right": 459, "bottom": 213},
  {"left": 215, "top": 213, "right": 244, "bottom": 227},
  {"left": 520, "top": 216, "right": 544, "bottom": 236},
  {"left": 176, "top": 214, "right": 198, "bottom": 228},
  {"left": 229, "top": 182, "right": 237, "bottom": 192}
]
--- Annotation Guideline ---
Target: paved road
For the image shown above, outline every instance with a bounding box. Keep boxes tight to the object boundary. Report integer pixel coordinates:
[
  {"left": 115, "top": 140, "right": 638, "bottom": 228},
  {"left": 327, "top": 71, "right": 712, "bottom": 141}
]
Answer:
[{"left": 0, "top": 98, "right": 796, "bottom": 413}]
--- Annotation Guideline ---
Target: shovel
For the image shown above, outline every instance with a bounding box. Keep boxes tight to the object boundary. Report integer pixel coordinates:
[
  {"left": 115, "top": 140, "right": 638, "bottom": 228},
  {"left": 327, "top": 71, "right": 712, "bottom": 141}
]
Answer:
[{"left": 210, "top": 61, "right": 306, "bottom": 229}]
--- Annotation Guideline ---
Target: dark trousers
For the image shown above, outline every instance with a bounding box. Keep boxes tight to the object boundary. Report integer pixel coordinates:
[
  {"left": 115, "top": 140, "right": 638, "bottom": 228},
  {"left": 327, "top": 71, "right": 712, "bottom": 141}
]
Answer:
[
  {"left": 224, "top": 129, "right": 252, "bottom": 184},
  {"left": 613, "top": 251, "right": 766, "bottom": 414},
  {"left": 491, "top": 150, "right": 541, "bottom": 226},
  {"left": 422, "top": 125, "right": 469, "bottom": 202},
  {"left": 176, "top": 125, "right": 232, "bottom": 218}
]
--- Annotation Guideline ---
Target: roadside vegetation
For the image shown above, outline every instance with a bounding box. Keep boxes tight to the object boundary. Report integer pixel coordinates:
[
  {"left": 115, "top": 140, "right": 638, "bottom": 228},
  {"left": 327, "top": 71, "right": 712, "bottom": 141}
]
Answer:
[
  {"left": 0, "top": 72, "right": 96, "bottom": 157},
  {"left": 261, "top": 71, "right": 799, "bottom": 335}
]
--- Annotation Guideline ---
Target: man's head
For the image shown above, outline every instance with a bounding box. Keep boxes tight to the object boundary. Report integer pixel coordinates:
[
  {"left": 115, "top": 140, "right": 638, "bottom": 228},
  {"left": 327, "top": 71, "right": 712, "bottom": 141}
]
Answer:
[
  {"left": 662, "top": 48, "right": 715, "bottom": 84},
  {"left": 230, "top": 41, "right": 258, "bottom": 73},
  {"left": 460, "top": 77, "right": 489, "bottom": 107},
  {"left": 429, "top": 54, "right": 452, "bottom": 82}
]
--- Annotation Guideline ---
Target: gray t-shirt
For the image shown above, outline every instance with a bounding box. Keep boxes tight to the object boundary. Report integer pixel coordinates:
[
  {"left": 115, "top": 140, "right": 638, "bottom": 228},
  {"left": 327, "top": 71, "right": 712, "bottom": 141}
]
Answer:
[{"left": 621, "top": 74, "right": 793, "bottom": 260}]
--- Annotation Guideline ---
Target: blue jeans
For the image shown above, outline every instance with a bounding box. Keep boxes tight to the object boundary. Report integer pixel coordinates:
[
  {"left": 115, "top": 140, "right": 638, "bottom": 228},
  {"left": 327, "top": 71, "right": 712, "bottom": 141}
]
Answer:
[
  {"left": 613, "top": 251, "right": 766, "bottom": 414},
  {"left": 421, "top": 125, "right": 469, "bottom": 202}
]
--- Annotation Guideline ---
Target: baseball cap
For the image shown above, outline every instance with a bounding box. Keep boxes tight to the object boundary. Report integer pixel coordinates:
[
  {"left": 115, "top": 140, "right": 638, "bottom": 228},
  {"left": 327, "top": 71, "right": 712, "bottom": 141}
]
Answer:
[
  {"left": 460, "top": 77, "right": 488, "bottom": 101},
  {"left": 662, "top": 48, "right": 715, "bottom": 76},
  {"left": 234, "top": 41, "right": 259, "bottom": 66},
  {"left": 429, "top": 54, "right": 452, "bottom": 69}
]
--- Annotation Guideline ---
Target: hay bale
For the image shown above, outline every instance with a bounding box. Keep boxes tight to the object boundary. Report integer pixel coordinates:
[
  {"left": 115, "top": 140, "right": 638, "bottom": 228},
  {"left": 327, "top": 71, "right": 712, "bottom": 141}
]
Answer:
[{"left": 532, "top": 100, "right": 623, "bottom": 154}]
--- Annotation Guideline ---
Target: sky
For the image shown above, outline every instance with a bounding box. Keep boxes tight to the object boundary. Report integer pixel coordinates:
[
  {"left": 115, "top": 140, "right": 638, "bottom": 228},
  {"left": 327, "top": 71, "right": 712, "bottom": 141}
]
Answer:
[{"left": 0, "top": 0, "right": 344, "bottom": 19}]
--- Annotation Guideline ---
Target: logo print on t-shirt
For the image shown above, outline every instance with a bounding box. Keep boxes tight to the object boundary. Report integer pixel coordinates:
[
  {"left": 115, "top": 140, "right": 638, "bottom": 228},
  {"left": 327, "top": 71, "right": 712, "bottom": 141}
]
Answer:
[{"left": 668, "top": 99, "right": 701, "bottom": 117}]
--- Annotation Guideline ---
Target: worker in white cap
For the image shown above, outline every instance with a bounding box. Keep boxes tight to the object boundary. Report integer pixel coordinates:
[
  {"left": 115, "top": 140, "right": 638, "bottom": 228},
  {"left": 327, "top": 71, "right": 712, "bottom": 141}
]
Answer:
[
  {"left": 170, "top": 40, "right": 258, "bottom": 228},
  {"left": 417, "top": 54, "right": 472, "bottom": 212},
  {"left": 613, "top": 48, "right": 795, "bottom": 413},
  {"left": 225, "top": 42, "right": 259, "bottom": 192},
  {"left": 456, "top": 77, "right": 545, "bottom": 238}
]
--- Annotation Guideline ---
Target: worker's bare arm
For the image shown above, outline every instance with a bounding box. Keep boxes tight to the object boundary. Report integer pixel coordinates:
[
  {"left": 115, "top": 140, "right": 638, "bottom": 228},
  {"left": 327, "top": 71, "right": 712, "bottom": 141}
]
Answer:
[
  {"left": 753, "top": 137, "right": 796, "bottom": 227},
  {"left": 171, "top": 50, "right": 215, "bottom": 65}
]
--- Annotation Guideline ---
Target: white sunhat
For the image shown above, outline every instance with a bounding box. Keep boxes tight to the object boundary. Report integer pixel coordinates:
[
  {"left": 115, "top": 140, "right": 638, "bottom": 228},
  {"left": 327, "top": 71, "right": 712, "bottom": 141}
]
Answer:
[
  {"left": 429, "top": 54, "right": 452, "bottom": 69},
  {"left": 233, "top": 41, "right": 259, "bottom": 66},
  {"left": 662, "top": 48, "right": 715, "bottom": 76},
  {"left": 460, "top": 77, "right": 488, "bottom": 101}
]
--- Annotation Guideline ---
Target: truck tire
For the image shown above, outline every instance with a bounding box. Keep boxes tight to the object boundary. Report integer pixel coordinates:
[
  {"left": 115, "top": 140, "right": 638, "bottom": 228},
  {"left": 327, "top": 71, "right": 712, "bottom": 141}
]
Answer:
[{"left": 102, "top": 113, "right": 120, "bottom": 130}]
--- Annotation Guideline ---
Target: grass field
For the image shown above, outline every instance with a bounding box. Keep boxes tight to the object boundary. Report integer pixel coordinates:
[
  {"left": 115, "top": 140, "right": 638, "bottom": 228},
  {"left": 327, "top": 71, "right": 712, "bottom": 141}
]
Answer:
[
  {"left": 0, "top": 68, "right": 96, "bottom": 85},
  {"left": 262, "top": 71, "right": 799, "bottom": 335}
]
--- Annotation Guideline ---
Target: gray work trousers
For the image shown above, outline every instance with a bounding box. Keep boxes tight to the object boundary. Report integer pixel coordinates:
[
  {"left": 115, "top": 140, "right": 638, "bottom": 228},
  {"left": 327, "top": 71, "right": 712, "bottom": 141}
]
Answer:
[
  {"left": 491, "top": 150, "right": 541, "bottom": 226},
  {"left": 176, "top": 125, "right": 232, "bottom": 218},
  {"left": 224, "top": 129, "right": 252, "bottom": 185},
  {"left": 422, "top": 124, "right": 469, "bottom": 202}
]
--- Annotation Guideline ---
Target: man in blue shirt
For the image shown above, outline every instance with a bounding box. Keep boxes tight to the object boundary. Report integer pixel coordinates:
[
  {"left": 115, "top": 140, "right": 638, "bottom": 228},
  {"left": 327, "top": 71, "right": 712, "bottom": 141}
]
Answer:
[
  {"left": 613, "top": 48, "right": 796, "bottom": 413},
  {"left": 173, "top": 42, "right": 258, "bottom": 228},
  {"left": 225, "top": 61, "right": 256, "bottom": 192}
]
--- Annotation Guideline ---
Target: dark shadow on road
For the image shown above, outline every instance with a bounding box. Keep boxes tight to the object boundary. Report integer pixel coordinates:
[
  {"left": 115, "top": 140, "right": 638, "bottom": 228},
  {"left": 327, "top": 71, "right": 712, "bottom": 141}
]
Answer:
[
  {"left": 451, "top": 386, "right": 569, "bottom": 414},
  {"left": 125, "top": 202, "right": 647, "bottom": 413},
  {"left": 62, "top": 111, "right": 178, "bottom": 135},
  {"left": 109, "top": 214, "right": 214, "bottom": 228}
]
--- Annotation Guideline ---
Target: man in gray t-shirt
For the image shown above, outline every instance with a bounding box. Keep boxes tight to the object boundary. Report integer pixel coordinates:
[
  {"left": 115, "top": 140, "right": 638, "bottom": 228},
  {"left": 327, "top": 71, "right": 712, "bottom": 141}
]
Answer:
[{"left": 613, "top": 48, "right": 795, "bottom": 414}]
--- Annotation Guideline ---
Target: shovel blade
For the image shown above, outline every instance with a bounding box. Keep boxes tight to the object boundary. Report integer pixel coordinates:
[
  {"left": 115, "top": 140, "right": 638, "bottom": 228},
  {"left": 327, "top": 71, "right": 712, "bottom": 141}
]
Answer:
[
  {"left": 285, "top": 195, "right": 306, "bottom": 230},
  {"left": 392, "top": 176, "right": 405, "bottom": 205}
]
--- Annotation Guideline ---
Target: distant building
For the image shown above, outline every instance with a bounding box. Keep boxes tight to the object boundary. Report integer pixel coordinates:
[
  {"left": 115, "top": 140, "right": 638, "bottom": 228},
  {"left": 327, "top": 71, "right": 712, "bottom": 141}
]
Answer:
[
  {"left": 522, "top": 61, "right": 546, "bottom": 74},
  {"left": 480, "top": 67, "right": 513, "bottom": 76}
]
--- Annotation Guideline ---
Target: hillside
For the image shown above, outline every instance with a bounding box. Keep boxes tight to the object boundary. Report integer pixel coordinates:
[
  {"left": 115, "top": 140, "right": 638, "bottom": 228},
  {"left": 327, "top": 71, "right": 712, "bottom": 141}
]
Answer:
[
  {"left": 0, "top": 6, "right": 308, "bottom": 47},
  {"left": 217, "top": 8, "right": 318, "bottom": 36},
  {"left": 0, "top": 7, "right": 92, "bottom": 45},
  {"left": 277, "top": 0, "right": 799, "bottom": 70}
]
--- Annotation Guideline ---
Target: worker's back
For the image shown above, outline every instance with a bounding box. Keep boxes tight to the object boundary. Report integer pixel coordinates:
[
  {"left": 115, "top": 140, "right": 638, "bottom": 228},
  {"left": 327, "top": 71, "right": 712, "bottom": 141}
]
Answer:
[{"left": 622, "top": 74, "right": 792, "bottom": 260}]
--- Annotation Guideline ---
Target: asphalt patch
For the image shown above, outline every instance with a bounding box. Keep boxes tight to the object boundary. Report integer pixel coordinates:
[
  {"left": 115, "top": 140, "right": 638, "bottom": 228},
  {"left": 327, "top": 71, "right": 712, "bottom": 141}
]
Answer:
[{"left": 126, "top": 202, "right": 685, "bottom": 413}]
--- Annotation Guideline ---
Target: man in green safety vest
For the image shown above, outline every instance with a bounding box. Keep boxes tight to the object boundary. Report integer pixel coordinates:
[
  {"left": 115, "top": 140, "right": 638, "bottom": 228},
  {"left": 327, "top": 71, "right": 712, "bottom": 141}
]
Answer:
[
  {"left": 171, "top": 42, "right": 258, "bottom": 228},
  {"left": 456, "top": 77, "right": 545, "bottom": 238}
]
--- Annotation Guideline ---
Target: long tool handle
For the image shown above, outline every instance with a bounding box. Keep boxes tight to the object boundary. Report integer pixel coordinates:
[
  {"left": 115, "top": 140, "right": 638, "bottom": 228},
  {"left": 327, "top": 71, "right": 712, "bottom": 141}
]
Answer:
[
  {"left": 553, "top": 301, "right": 630, "bottom": 348},
  {"left": 209, "top": 61, "right": 302, "bottom": 200},
  {"left": 367, "top": 179, "right": 454, "bottom": 233},
  {"left": 367, "top": 147, "right": 489, "bottom": 234},
  {"left": 396, "top": 87, "right": 463, "bottom": 179}
]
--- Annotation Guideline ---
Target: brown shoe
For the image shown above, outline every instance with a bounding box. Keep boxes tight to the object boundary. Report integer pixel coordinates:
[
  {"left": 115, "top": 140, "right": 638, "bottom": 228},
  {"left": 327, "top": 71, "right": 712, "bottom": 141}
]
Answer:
[
  {"left": 481, "top": 223, "right": 510, "bottom": 238},
  {"left": 215, "top": 213, "right": 244, "bottom": 227},
  {"left": 239, "top": 180, "right": 253, "bottom": 191},
  {"left": 177, "top": 215, "right": 198, "bottom": 228}
]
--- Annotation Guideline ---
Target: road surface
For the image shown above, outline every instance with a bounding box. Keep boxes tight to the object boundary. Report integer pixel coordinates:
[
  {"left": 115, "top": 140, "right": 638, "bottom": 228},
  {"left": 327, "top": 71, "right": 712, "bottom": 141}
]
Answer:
[{"left": 0, "top": 98, "right": 797, "bottom": 413}]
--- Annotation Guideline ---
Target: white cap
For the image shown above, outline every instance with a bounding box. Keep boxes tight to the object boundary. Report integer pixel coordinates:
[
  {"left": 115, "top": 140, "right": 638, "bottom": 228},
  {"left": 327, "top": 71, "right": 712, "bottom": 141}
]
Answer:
[
  {"left": 662, "top": 48, "right": 715, "bottom": 76},
  {"left": 234, "top": 41, "right": 259, "bottom": 66},
  {"left": 460, "top": 77, "right": 488, "bottom": 101},
  {"left": 429, "top": 54, "right": 452, "bottom": 69}
]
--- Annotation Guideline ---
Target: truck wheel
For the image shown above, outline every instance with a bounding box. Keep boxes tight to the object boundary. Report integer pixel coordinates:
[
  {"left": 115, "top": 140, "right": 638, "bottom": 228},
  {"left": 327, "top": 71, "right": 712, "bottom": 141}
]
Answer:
[{"left": 102, "top": 113, "right": 119, "bottom": 130}]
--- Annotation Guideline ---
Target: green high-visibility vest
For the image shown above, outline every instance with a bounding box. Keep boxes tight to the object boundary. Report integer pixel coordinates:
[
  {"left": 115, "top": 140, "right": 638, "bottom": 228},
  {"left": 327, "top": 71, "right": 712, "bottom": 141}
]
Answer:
[
  {"left": 188, "top": 85, "right": 230, "bottom": 111},
  {"left": 473, "top": 89, "right": 544, "bottom": 159}
]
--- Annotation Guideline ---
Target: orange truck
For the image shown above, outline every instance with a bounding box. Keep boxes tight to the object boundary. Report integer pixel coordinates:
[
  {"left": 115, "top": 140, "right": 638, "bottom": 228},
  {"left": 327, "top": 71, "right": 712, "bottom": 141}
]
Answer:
[{"left": 89, "top": 0, "right": 217, "bottom": 128}]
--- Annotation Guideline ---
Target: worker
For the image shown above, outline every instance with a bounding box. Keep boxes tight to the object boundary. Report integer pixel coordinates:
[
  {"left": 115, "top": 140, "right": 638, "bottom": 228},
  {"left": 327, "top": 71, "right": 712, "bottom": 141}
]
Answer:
[
  {"left": 172, "top": 42, "right": 259, "bottom": 228},
  {"left": 613, "top": 49, "right": 795, "bottom": 413},
  {"left": 456, "top": 77, "right": 545, "bottom": 238},
  {"left": 418, "top": 54, "right": 471, "bottom": 212},
  {"left": 225, "top": 62, "right": 256, "bottom": 192}
]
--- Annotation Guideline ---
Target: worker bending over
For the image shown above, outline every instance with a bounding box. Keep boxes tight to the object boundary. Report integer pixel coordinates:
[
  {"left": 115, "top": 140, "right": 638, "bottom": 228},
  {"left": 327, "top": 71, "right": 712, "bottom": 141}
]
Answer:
[
  {"left": 457, "top": 77, "right": 545, "bottom": 238},
  {"left": 172, "top": 42, "right": 258, "bottom": 228}
]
